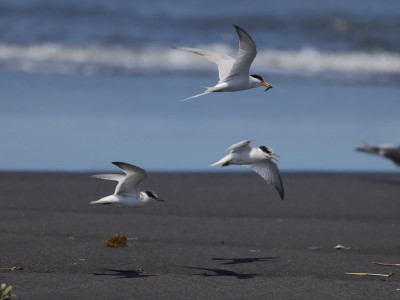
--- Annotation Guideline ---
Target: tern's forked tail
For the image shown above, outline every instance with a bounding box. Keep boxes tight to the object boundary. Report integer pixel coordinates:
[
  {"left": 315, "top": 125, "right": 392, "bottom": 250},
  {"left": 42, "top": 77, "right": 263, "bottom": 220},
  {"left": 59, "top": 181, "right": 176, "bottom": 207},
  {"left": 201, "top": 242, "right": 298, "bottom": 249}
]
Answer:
[
  {"left": 181, "top": 91, "right": 211, "bottom": 102},
  {"left": 90, "top": 195, "right": 118, "bottom": 205}
]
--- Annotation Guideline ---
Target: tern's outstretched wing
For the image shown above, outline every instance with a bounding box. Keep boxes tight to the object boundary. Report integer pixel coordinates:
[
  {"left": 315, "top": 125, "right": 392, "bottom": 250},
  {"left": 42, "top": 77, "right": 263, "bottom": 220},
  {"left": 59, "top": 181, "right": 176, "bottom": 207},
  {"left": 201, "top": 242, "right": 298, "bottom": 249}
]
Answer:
[
  {"left": 382, "top": 146, "right": 400, "bottom": 165},
  {"left": 228, "top": 139, "right": 253, "bottom": 153},
  {"left": 355, "top": 143, "right": 380, "bottom": 155},
  {"left": 112, "top": 162, "right": 148, "bottom": 195},
  {"left": 356, "top": 143, "right": 400, "bottom": 166},
  {"left": 91, "top": 174, "right": 125, "bottom": 182},
  {"left": 247, "top": 160, "right": 284, "bottom": 200},
  {"left": 225, "top": 25, "right": 257, "bottom": 80},
  {"left": 176, "top": 47, "right": 235, "bottom": 83}
]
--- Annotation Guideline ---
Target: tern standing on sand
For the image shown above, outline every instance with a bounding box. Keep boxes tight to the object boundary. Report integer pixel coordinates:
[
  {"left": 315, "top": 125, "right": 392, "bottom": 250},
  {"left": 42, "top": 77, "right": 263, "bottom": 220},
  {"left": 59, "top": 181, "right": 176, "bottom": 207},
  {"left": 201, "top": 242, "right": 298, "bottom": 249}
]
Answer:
[
  {"left": 90, "top": 162, "right": 164, "bottom": 207},
  {"left": 177, "top": 25, "right": 273, "bottom": 101},
  {"left": 211, "top": 140, "right": 284, "bottom": 200}
]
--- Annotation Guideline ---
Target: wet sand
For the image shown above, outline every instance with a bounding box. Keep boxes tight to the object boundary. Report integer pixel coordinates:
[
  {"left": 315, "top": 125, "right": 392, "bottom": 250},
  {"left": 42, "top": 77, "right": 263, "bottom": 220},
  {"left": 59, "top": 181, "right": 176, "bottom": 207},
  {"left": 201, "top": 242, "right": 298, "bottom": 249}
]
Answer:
[{"left": 0, "top": 172, "right": 399, "bottom": 299}]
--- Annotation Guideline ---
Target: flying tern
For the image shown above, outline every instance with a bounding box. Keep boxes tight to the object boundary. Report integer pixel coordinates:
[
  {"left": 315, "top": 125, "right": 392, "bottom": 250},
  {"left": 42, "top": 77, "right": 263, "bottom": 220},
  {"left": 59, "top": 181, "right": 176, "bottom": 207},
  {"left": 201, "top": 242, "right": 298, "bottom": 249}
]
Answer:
[
  {"left": 356, "top": 143, "right": 400, "bottom": 166},
  {"left": 210, "top": 139, "right": 284, "bottom": 199},
  {"left": 177, "top": 25, "right": 272, "bottom": 101},
  {"left": 90, "top": 162, "right": 165, "bottom": 207}
]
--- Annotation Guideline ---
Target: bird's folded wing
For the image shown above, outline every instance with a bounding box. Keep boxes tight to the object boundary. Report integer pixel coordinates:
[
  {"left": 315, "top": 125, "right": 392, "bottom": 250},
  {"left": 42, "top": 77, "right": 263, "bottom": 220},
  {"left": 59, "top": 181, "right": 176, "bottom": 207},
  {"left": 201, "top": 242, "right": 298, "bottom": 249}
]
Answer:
[
  {"left": 176, "top": 47, "right": 235, "bottom": 82},
  {"left": 228, "top": 139, "right": 252, "bottom": 153},
  {"left": 226, "top": 25, "right": 257, "bottom": 80},
  {"left": 247, "top": 161, "right": 284, "bottom": 200}
]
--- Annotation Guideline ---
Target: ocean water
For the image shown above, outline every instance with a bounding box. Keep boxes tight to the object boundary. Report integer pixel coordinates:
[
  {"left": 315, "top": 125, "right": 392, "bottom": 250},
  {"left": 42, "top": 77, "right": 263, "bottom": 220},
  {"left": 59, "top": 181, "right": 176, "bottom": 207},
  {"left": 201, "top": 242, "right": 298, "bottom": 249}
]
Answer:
[{"left": 0, "top": 0, "right": 399, "bottom": 172}]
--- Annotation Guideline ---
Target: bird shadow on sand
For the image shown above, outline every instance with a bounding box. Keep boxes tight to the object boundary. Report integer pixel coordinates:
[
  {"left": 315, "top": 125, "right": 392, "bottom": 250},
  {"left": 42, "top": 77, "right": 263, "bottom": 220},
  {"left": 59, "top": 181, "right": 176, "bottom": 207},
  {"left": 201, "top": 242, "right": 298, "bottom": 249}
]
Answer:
[
  {"left": 212, "top": 256, "right": 280, "bottom": 265},
  {"left": 93, "top": 269, "right": 155, "bottom": 279},
  {"left": 179, "top": 266, "right": 259, "bottom": 280}
]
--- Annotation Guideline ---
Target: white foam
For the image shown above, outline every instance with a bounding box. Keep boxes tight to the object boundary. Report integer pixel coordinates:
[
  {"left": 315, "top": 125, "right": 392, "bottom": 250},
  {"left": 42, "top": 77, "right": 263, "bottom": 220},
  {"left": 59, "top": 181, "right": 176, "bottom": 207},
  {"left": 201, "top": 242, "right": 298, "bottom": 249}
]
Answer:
[
  {"left": 258, "top": 48, "right": 400, "bottom": 74},
  {"left": 0, "top": 43, "right": 399, "bottom": 77}
]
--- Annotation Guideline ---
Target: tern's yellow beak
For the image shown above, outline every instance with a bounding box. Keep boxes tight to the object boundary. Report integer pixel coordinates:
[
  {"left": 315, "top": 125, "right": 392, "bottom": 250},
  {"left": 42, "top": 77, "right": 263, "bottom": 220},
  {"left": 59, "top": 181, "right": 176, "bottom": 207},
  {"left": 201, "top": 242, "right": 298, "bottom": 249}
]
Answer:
[{"left": 262, "top": 81, "right": 273, "bottom": 91}]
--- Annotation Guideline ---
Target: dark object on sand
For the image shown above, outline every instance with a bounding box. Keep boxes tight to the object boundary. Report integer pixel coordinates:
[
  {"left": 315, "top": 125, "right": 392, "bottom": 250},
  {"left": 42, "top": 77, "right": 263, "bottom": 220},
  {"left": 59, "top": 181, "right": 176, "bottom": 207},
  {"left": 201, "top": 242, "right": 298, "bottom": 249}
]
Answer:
[{"left": 104, "top": 234, "right": 128, "bottom": 248}]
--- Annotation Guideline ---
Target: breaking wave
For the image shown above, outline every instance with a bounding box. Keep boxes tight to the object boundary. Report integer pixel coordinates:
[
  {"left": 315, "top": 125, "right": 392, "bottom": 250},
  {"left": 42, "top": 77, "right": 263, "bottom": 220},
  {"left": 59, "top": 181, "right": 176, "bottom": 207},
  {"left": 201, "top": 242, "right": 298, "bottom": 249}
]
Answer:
[{"left": 0, "top": 43, "right": 399, "bottom": 81}]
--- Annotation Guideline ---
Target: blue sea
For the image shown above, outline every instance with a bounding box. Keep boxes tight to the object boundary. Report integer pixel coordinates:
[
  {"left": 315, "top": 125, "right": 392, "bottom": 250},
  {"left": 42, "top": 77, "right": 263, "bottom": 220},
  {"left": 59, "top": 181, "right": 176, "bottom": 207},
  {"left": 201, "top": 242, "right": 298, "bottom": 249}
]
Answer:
[{"left": 1, "top": 0, "right": 399, "bottom": 172}]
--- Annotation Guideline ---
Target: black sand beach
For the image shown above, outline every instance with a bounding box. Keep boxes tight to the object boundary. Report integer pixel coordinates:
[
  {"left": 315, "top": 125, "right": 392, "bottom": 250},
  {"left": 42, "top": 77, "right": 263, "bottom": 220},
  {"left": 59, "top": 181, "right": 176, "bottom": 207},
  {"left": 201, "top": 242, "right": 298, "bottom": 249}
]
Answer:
[{"left": 0, "top": 172, "right": 399, "bottom": 299}]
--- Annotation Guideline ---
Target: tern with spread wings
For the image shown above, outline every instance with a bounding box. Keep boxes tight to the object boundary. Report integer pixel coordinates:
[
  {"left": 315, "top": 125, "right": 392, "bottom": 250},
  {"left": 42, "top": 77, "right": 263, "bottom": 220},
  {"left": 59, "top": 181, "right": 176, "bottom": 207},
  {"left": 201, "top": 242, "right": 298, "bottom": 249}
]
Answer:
[
  {"left": 90, "top": 162, "right": 164, "bottom": 207},
  {"left": 210, "top": 140, "right": 284, "bottom": 200},
  {"left": 177, "top": 25, "right": 272, "bottom": 101}
]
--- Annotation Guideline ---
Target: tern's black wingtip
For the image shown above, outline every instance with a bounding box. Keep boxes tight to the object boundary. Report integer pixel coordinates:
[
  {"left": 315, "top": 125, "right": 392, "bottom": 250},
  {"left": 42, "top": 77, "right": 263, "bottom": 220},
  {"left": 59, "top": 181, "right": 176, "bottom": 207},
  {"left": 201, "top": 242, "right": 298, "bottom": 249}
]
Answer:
[
  {"left": 112, "top": 161, "right": 130, "bottom": 169},
  {"left": 278, "top": 187, "right": 285, "bottom": 200}
]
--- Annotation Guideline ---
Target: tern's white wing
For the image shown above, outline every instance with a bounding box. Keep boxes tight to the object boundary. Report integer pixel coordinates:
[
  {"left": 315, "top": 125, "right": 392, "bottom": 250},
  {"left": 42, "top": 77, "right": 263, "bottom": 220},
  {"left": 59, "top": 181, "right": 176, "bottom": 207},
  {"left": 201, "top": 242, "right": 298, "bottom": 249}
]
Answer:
[
  {"left": 380, "top": 145, "right": 400, "bottom": 165},
  {"left": 112, "top": 162, "right": 148, "bottom": 195},
  {"left": 225, "top": 25, "right": 257, "bottom": 80},
  {"left": 91, "top": 173, "right": 126, "bottom": 195},
  {"left": 91, "top": 174, "right": 125, "bottom": 182},
  {"left": 228, "top": 139, "right": 253, "bottom": 153},
  {"left": 247, "top": 160, "right": 284, "bottom": 200},
  {"left": 177, "top": 47, "right": 235, "bottom": 83},
  {"left": 355, "top": 143, "right": 380, "bottom": 154}
]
